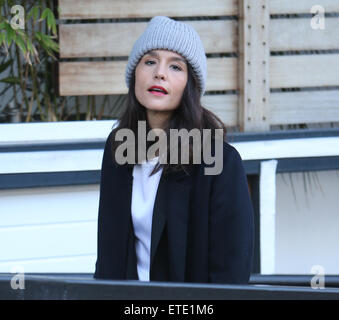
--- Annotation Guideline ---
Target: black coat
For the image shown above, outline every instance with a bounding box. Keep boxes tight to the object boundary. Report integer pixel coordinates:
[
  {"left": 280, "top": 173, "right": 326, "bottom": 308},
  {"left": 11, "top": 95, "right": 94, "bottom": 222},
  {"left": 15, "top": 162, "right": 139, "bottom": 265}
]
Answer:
[{"left": 94, "top": 132, "right": 254, "bottom": 284}]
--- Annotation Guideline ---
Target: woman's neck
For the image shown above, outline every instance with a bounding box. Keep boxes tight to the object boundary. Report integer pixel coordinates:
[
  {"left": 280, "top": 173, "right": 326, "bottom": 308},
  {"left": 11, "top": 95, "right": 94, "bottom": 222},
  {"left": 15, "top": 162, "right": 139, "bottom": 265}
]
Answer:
[{"left": 146, "top": 109, "right": 171, "bottom": 131}]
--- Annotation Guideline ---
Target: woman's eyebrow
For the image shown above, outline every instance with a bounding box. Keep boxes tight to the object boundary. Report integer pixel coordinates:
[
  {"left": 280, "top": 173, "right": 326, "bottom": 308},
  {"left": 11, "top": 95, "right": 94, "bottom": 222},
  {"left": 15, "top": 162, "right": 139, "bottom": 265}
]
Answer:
[{"left": 145, "top": 50, "right": 187, "bottom": 64}]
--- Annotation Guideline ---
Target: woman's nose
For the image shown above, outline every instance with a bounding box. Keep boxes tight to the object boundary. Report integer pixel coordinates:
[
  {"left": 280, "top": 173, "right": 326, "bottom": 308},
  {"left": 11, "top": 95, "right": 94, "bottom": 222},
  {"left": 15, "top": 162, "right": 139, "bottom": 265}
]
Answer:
[
  {"left": 154, "top": 73, "right": 165, "bottom": 80},
  {"left": 154, "top": 65, "right": 166, "bottom": 80}
]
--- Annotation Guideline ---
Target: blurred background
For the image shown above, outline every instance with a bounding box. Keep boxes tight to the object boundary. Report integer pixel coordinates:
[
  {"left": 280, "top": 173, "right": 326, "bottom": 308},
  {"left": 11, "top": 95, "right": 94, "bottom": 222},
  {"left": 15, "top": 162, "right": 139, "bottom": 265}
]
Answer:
[{"left": 0, "top": 0, "right": 339, "bottom": 277}]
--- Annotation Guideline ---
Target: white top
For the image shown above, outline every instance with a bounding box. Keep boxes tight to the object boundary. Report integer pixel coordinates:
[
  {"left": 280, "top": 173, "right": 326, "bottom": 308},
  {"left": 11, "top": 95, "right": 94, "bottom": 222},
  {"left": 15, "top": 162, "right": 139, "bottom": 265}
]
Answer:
[{"left": 131, "top": 157, "right": 163, "bottom": 281}]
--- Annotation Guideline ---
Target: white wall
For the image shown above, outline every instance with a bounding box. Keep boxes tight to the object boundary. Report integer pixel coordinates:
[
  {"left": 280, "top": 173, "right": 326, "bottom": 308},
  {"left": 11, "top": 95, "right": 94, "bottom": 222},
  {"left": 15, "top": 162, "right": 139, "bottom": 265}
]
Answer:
[
  {"left": 275, "top": 169, "right": 339, "bottom": 274},
  {"left": 2, "top": 170, "right": 338, "bottom": 275},
  {"left": 2, "top": 121, "right": 339, "bottom": 274},
  {"left": 0, "top": 185, "right": 99, "bottom": 273}
]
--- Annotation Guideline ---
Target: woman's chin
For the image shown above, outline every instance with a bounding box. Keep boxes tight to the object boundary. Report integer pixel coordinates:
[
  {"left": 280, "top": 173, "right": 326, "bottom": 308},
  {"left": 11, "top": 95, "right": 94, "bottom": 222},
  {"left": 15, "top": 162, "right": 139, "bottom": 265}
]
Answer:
[{"left": 144, "top": 104, "right": 175, "bottom": 113}]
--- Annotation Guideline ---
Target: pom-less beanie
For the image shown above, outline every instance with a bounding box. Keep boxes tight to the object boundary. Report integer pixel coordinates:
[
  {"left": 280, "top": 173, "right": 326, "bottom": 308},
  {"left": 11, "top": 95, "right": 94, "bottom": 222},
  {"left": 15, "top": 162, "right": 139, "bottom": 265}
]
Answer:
[{"left": 125, "top": 16, "right": 207, "bottom": 97}]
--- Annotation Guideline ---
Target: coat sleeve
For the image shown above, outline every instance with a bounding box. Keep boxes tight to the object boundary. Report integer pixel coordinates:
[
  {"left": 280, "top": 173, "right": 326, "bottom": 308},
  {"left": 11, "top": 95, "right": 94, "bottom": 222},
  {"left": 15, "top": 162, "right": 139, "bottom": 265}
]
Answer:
[
  {"left": 208, "top": 143, "right": 254, "bottom": 284},
  {"left": 93, "top": 131, "right": 116, "bottom": 279}
]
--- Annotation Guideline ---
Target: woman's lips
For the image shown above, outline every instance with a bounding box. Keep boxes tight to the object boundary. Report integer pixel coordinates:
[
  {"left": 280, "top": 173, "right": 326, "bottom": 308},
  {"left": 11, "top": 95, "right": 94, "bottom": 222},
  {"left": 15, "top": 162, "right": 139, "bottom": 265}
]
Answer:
[{"left": 148, "top": 90, "right": 167, "bottom": 96}]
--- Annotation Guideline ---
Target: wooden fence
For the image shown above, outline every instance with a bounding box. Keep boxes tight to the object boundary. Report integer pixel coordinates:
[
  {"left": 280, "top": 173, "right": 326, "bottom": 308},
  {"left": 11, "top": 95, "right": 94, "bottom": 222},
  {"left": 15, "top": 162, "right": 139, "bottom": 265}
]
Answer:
[{"left": 58, "top": 0, "right": 339, "bottom": 132}]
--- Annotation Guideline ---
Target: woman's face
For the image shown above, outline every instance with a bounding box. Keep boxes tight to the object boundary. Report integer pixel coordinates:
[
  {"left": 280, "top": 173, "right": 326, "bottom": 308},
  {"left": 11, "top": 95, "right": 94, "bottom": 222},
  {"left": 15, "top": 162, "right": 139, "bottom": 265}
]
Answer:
[{"left": 134, "top": 49, "right": 188, "bottom": 126}]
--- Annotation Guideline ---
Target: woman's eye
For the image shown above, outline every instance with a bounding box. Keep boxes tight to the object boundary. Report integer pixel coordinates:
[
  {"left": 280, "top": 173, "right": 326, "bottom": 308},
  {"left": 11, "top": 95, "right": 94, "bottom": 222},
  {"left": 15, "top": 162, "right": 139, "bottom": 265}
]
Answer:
[
  {"left": 144, "top": 60, "right": 182, "bottom": 71},
  {"left": 171, "top": 65, "right": 182, "bottom": 71}
]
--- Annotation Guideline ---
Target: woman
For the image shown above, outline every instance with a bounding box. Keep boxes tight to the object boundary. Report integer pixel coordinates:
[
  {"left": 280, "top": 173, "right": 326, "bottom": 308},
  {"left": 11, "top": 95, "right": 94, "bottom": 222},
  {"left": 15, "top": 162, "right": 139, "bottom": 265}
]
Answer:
[{"left": 94, "top": 16, "right": 254, "bottom": 284}]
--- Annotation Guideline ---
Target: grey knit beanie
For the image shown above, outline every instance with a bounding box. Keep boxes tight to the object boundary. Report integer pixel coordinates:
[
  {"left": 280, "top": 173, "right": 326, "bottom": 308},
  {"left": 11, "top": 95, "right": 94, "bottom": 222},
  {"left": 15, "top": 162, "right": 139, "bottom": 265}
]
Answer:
[{"left": 125, "top": 16, "right": 207, "bottom": 96}]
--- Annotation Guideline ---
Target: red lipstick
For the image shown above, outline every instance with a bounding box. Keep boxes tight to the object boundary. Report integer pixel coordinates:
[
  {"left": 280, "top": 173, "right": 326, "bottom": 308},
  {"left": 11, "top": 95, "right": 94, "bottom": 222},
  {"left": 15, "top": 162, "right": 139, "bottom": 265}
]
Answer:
[{"left": 148, "top": 85, "right": 168, "bottom": 95}]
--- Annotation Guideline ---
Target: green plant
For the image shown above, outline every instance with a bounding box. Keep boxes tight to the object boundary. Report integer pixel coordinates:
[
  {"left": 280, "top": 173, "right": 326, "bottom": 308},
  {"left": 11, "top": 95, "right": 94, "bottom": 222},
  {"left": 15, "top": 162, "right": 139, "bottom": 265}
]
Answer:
[
  {"left": 0, "top": 0, "right": 124, "bottom": 122},
  {"left": 0, "top": 0, "right": 63, "bottom": 122}
]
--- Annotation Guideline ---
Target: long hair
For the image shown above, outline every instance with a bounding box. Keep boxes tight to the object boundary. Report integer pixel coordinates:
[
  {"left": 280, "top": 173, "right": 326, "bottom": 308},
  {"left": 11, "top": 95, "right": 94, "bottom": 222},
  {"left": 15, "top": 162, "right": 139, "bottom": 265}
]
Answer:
[{"left": 110, "top": 62, "right": 227, "bottom": 176}]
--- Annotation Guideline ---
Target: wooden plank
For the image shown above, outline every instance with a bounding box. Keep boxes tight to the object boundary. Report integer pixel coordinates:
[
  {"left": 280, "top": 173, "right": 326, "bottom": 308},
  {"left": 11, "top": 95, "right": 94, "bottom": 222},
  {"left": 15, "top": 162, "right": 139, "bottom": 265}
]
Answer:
[
  {"left": 59, "top": 0, "right": 339, "bottom": 19},
  {"left": 207, "top": 58, "right": 237, "bottom": 91},
  {"left": 270, "top": 17, "right": 339, "bottom": 51},
  {"left": 59, "top": 58, "right": 238, "bottom": 96},
  {"left": 58, "top": 0, "right": 238, "bottom": 19},
  {"left": 238, "top": 0, "right": 270, "bottom": 132},
  {"left": 59, "top": 61, "right": 126, "bottom": 95},
  {"left": 270, "top": 54, "right": 339, "bottom": 88},
  {"left": 270, "top": 90, "right": 339, "bottom": 125},
  {"left": 201, "top": 94, "right": 238, "bottom": 127},
  {"left": 59, "top": 55, "right": 339, "bottom": 99},
  {"left": 190, "top": 20, "right": 237, "bottom": 54},
  {"left": 59, "top": 20, "right": 237, "bottom": 58},
  {"left": 270, "top": 0, "right": 339, "bottom": 14}
]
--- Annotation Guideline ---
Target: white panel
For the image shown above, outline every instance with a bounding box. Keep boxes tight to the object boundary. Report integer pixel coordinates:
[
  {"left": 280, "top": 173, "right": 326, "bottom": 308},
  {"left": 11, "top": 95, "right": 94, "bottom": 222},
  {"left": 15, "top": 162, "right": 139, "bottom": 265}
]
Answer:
[
  {"left": 0, "top": 221, "right": 97, "bottom": 261},
  {"left": 0, "top": 120, "right": 117, "bottom": 145},
  {"left": 260, "top": 159, "right": 278, "bottom": 274},
  {"left": 0, "top": 185, "right": 100, "bottom": 273},
  {"left": 2, "top": 137, "right": 339, "bottom": 175},
  {"left": 234, "top": 137, "right": 339, "bottom": 161},
  {"left": 275, "top": 170, "right": 339, "bottom": 275},
  {"left": 0, "top": 255, "right": 96, "bottom": 273},
  {"left": 0, "top": 149, "right": 104, "bottom": 174},
  {"left": 0, "top": 185, "right": 99, "bottom": 226}
]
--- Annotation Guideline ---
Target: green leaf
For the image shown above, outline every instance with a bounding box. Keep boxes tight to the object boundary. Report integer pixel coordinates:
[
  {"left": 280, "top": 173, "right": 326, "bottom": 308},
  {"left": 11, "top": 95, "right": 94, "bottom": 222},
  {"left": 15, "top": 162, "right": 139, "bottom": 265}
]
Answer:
[
  {"left": 26, "top": 37, "right": 39, "bottom": 62},
  {"left": 47, "top": 10, "right": 57, "bottom": 35},
  {"left": 41, "top": 8, "right": 50, "bottom": 21},
  {"left": 0, "top": 76, "right": 21, "bottom": 84},
  {"left": 14, "top": 33, "right": 27, "bottom": 54},
  {"left": 5, "top": 22, "right": 15, "bottom": 46},
  {"left": 40, "top": 33, "right": 59, "bottom": 52},
  {"left": 27, "top": 6, "right": 40, "bottom": 22},
  {"left": 16, "top": 29, "right": 27, "bottom": 40},
  {"left": 52, "top": 23, "right": 57, "bottom": 36},
  {"left": 47, "top": 11, "right": 52, "bottom": 30},
  {"left": 26, "top": 37, "right": 33, "bottom": 53},
  {"left": 0, "top": 32, "right": 5, "bottom": 46},
  {"left": 41, "top": 43, "right": 55, "bottom": 58},
  {"left": 0, "top": 59, "right": 13, "bottom": 74},
  {"left": 35, "top": 31, "right": 42, "bottom": 41},
  {"left": 35, "top": 33, "right": 57, "bottom": 58}
]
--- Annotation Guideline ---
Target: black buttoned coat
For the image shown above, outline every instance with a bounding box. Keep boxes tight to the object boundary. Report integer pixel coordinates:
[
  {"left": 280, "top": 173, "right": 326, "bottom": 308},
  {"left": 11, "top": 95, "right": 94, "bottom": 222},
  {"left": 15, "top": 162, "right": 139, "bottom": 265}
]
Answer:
[{"left": 94, "top": 132, "right": 254, "bottom": 284}]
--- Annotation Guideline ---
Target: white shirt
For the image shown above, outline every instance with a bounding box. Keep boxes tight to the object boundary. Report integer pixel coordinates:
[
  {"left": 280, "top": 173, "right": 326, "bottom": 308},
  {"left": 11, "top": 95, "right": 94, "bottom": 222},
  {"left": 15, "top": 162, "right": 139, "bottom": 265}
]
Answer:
[{"left": 131, "top": 157, "right": 163, "bottom": 281}]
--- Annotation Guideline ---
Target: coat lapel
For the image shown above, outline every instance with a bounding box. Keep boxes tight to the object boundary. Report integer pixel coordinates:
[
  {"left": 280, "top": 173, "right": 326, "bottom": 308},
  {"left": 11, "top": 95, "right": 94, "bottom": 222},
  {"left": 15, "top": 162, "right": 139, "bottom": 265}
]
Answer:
[
  {"left": 150, "top": 167, "right": 193, "bottom": 282},
  {"left": 150, "top": 172, "right": 166, "bottom": 267}
]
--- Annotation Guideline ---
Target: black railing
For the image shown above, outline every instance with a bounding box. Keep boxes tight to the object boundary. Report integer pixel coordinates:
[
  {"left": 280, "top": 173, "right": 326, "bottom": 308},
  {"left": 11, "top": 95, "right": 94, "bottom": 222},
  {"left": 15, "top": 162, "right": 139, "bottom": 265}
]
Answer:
[{"left": 1, "top": 273, "right": 339, "bottom": 300}]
